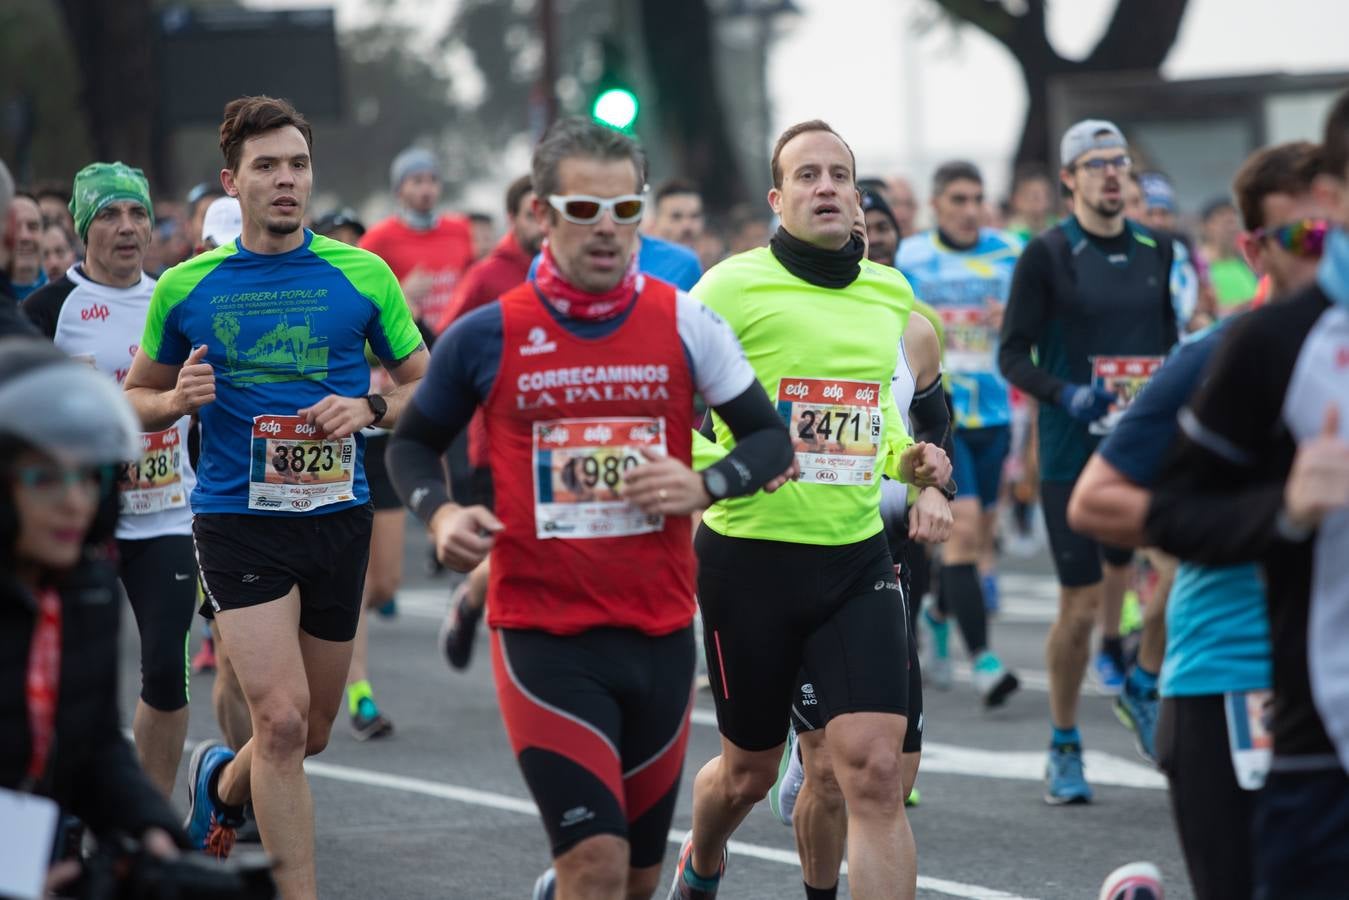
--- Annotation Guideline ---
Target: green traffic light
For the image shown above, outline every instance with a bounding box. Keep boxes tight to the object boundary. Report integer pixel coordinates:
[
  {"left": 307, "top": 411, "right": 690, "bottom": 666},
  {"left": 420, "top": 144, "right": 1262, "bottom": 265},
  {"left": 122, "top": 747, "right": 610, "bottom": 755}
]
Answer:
[{"left": 592, "top": 87, "right": 639, "bottom": 130}]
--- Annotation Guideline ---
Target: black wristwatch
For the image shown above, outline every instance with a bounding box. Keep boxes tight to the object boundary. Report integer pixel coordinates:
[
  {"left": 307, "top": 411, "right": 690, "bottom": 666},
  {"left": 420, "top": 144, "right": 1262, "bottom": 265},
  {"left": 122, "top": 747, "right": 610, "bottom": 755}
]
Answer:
[
  {"left": 365, "top": 394, "right": 388, "bottom": 426},
  {"left": 937, "top": 479, "right": 958, "bottom": 502}
]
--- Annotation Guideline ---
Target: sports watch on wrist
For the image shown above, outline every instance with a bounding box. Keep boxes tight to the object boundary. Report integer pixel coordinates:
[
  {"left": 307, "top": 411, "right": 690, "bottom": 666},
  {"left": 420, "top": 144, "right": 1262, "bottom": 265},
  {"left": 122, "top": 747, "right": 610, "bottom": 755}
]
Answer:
[
  {"left": 365, "top": 394, "right": 388, "bottom": 426},
  {"left": 701, "top": 467, "right": 729, "bottom": 501},
  {"left": 938, "top": 479, "right": 958, "bottom": 502}
]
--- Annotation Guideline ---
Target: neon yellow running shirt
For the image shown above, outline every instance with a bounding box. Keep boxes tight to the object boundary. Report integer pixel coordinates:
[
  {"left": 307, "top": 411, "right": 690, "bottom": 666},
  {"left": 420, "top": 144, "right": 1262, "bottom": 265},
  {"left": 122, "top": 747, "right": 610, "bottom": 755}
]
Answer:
[{"left": 693, "top": 247, "right": 915, "bottom": 545}]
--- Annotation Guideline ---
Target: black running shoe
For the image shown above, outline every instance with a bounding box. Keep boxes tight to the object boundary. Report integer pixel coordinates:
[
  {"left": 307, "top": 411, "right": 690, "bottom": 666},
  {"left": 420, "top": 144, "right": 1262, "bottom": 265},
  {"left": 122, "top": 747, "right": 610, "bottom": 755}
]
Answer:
[{"left": 440, "top": 583, "right": 485, "bottom": 670}]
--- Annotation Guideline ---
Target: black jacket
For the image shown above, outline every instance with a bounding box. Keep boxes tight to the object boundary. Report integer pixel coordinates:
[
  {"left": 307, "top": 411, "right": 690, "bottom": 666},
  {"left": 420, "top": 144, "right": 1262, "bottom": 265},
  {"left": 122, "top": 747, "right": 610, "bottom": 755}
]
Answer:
[
  {"left": 0, "top": 548, "right": 185, "bottom": 843},
  {"left": 0, "top": 292, "right": 38, "bottom": 337}
]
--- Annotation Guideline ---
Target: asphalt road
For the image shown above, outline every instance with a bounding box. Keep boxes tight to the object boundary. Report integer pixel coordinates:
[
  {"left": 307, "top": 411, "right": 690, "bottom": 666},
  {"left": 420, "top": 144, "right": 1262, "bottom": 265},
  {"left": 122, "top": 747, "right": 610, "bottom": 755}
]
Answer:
[{"left": 118, "top": 518, "right": 1190, "bottom": 899}]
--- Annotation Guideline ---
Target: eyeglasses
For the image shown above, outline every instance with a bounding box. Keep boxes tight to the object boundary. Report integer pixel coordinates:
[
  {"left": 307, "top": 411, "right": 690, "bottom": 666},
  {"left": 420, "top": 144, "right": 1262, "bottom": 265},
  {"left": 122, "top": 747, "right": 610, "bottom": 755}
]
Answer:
[
  {"left": 548, "top": 193, "right": 646, "bottom": 225},
  {"left": 11, "top": 464, "right": 114, "bottom": 499},
  {"left": 1250, "top": 218, "right": 1329, "bottom": 258},
  {"left": 1077, "top": 155, "right": 1132, "bottom": 173}
]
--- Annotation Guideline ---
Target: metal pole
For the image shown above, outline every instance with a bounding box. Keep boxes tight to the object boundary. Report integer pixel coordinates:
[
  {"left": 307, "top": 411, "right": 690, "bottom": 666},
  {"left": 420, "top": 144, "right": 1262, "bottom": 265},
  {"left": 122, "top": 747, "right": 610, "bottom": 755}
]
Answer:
[{"left": 539, "top": 0, "right": 559, "bottom": 128}]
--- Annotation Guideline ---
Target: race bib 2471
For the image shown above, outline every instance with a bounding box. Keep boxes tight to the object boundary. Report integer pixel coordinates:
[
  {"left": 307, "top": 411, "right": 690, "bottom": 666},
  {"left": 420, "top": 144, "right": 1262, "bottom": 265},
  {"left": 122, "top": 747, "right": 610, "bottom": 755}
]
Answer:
[{"left": 777, "top": 377, "right": 882, "bottom": 486}]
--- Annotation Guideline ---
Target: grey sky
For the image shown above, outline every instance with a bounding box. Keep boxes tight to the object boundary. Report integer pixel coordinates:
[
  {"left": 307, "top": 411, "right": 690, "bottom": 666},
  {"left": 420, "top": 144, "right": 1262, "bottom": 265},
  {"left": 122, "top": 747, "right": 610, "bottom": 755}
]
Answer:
[
  {"left": 262, "top": 0, "right": 1348, "bottom": 210},
  {"left": 770, "top": 0, "right": 1349, "bottom": 197}
]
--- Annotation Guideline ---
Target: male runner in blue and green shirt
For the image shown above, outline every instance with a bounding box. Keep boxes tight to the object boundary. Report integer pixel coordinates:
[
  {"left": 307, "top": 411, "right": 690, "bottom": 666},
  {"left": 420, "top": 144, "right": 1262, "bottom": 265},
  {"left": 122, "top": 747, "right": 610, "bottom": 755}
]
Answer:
[{"left": 124, "top": 95, "right": 428, "bottom": 899}]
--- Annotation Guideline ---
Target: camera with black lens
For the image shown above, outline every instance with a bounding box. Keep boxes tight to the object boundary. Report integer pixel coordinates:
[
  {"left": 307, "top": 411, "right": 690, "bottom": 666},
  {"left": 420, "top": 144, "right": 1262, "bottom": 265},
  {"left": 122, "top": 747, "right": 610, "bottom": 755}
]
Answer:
[{"left": 71, "top": 834, "right": 275, "bottom": 900}]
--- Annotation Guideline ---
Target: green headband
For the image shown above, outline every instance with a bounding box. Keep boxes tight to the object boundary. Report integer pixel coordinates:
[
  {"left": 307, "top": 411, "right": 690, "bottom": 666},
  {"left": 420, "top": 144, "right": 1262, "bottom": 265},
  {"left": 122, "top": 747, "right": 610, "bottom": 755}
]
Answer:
[{"left": 69, "top": 161, "right": 154, "bottom": 241}]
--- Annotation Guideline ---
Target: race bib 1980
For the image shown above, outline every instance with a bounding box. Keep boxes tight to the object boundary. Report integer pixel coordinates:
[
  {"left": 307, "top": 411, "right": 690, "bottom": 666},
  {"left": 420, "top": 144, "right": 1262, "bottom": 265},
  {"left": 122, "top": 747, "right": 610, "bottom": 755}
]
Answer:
[
  {"left": 777, "top": 377, "right": 882, "bottom": 485},
  {"left": 249, "top": 415, "right": 355, "bottom": 512},
  {"left": 119, "top": 428, "right": 187, "bottom": 515},
  {"left": 1089, "top": 356, "right": 1164, "bottom": 435},
  {"left": 938, "top": 306, "right": 996, "bottom": 376},
  {"left": 532, "top": 417, "right": 666, "bottom": 539}
]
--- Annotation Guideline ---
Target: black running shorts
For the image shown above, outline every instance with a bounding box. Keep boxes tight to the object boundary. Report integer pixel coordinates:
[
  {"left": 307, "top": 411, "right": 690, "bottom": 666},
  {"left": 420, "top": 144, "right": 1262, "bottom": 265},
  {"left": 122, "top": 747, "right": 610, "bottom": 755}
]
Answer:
[
  {"left": 1156, "top": 695, "right": 1257, "bottom": 900},
  {"left": 193, "top": 504, "right": 374, "bottom": 642},
  {"left": 118, "top": 534, "right": 198, "bottom": 712},
  {"left": 491, "top": 626, "right": 695, "bottom": 867},
  {"left": 1040, "top": 480, "right": 1133, "bottom": 588},
  {"left": 791, "top": 560, "right": 923, "bottom": 753},
  {"left": 695, "top": 527, "right": 912, "bottom": 753}
]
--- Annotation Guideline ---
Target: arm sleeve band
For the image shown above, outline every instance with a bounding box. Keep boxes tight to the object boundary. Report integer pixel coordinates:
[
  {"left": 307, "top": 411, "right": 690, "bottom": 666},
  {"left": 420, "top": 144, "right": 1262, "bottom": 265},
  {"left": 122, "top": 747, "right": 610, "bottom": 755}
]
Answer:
[
  {"left": 702, "top": 380, "right": 794, "bottom": 498},
  {"left": 388, "top": 401, "right": 458, "bottom": 526}
]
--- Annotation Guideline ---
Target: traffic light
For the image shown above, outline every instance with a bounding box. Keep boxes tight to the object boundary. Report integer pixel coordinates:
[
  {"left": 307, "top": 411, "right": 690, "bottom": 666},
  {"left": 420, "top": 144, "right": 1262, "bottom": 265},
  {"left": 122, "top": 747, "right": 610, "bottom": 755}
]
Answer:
[
  {"left": 589, "top": 36, "right": 639, "bottom": 133},
  {"left": 591, "top": 87, "right": 639, "bottom": 131}
]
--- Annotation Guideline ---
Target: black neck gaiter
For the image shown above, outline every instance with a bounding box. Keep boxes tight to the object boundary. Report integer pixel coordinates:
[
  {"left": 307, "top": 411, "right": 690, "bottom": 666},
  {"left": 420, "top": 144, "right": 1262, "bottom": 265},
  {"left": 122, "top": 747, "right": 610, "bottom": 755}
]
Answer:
[
  {"left": 937, "top": 227, "right": 978, "bottom": 253},
  {"left": 769, "top": 226, "right": 865, "bottom": 288}
]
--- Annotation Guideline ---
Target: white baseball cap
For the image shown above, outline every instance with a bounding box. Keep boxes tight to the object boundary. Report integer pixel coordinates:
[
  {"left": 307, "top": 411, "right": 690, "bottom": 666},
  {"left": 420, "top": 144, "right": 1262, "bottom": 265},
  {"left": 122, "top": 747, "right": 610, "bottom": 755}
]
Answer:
[{"left": 201, "top": 196, "right": 243, "bottom": 247}]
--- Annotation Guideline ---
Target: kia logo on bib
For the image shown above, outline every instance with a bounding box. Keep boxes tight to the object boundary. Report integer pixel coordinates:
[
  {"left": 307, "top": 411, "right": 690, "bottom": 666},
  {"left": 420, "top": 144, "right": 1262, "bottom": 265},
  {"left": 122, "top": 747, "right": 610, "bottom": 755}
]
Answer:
[
  {"left": 816, "top": 470, "right": 838, "bottom": 482},
  {"left": 520, "top": 326, "right": 558, "bottom": 357},
  {"left": 291, "top": 499, "right": 313, "bottom": 510},
  {"left": 81, "top": 304, "right": 110, "bottom": 322}
]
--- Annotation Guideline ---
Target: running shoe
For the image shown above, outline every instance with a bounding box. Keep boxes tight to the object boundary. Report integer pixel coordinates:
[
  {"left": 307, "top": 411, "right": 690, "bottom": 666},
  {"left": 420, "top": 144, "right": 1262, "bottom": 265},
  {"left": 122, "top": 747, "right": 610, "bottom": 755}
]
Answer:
[
  {"left": 351, "top": 696, "right": 395, "bottom": 741},
  {"left": 532, "top": 868, "right": 556, "bottom": 900},
  {"left": 191, "top": 634, "right": 216, "bottom": 674},
  {"left": 767, "top": 729, "right": 803, "bottom": 826},
  {"left": 183, "top": 739, "right": 245, "bottom": 856},
  {"left": 905, "top": 787, "right": 921, "bottom": 807},
  {"left": 972, "top": 651, "right": 1020, "bottom": 708},
  {"left": 1098, "top": 861, "right": 1164, "bottom": 900},
  {"left": 666, "top": 831, "right": 725, "bottom": 900},
  {"left": 1093, "top": 650, "right": 1125, "bottom": 695},
  {"left": 982, "top": 572, "right": 1000, "bottom": 614},
  {"left": 1115, "top": 684, "right": 1159, "bottom": 764},
  {"left": 440, "top": 581, "right": 485, "bottom": 670},
  {"left": 921, "top": 602, "right": 953, "bottom": 691},
  {"left": 1044, "top": 742, "right": 1093, "bottom": 805},
  {"left": 376, "top": 597, "right": 398, "bottom": 619}
]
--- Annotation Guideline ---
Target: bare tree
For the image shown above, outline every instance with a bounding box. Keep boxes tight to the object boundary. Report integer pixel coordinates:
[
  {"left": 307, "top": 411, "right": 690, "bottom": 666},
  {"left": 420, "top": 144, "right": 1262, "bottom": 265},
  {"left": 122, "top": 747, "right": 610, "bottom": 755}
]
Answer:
[{"left": 928, "top": 0, "right": 1191, "bottom": 169}]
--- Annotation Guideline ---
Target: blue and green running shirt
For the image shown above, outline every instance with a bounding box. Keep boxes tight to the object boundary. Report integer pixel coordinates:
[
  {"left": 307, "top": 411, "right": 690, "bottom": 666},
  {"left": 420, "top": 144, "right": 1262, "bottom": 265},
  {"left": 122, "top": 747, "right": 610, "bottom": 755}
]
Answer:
[
  {"left": 896, "top": 228, "right": 1021, "bottom": 429},
  {"left": 140, "top": 231, "right": 422, "bottom": 515}
]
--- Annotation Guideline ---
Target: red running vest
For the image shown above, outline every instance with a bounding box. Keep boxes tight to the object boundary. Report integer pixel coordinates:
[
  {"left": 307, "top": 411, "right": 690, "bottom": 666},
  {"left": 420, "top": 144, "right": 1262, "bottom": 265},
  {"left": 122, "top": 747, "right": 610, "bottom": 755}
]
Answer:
[{"left": 484, "top": 278, "right": 695, "bottom": 636}]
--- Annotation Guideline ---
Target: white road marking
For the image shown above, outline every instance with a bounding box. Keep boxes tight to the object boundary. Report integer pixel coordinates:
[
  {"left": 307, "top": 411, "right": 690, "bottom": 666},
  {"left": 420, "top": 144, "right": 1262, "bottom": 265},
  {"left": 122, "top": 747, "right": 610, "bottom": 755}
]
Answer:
[
  {"left": 396, "top": 586, "right": 1067, "bottom": 625},
  {"left": 302, "top": 758, "right": 1039, "bottom": 900},
  {"left": 687, "top": 710, "right": 1164, "bottom": 789}
]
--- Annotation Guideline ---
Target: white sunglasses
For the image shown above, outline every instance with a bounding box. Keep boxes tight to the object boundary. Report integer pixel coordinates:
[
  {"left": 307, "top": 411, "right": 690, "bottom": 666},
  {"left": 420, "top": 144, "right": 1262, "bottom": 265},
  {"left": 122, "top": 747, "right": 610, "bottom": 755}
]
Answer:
[{"left": 547, "top": 193, "right": 646, "bottom": 225}]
